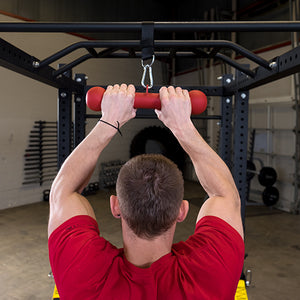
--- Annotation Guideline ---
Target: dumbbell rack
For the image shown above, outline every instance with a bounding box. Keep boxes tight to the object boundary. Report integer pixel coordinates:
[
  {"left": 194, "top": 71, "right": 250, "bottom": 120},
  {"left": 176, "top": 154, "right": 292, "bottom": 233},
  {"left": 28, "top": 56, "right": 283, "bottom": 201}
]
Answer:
[
  {"left": 23, "top": 121, "right": 58, "bottom": 186},
  {"left": 99, "top": 160, "right": 125, "bottom": 189}
]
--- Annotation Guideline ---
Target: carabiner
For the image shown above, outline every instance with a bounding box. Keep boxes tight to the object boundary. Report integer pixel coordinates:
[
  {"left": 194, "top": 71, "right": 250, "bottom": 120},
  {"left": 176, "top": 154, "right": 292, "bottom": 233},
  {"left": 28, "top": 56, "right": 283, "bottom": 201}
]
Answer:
[{"left": 141, "top": 55, "right": 155, "bottom": 89}]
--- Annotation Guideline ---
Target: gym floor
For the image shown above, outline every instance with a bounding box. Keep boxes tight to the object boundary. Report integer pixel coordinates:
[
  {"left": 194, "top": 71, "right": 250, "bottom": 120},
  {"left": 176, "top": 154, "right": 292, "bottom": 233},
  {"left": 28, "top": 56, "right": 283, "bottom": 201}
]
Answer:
[{"left": 1, "top": 181, "right": 299, "bottom": 300}]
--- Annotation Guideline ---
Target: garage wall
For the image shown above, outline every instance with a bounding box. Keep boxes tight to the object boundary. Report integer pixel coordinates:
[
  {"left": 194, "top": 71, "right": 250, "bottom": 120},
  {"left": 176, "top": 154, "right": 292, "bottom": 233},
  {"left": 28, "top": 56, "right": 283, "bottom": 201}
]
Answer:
[
  {"left": 173, "top": 44, "right": 299, "bottom": 212},
  {"left": 0, "top": 13, "right": 164, "bottom": 210}
]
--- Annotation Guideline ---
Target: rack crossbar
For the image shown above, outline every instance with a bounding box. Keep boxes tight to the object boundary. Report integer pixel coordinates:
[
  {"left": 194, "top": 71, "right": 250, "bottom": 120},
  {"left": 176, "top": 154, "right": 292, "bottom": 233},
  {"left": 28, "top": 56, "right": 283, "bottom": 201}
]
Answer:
[{"left": 1, "top": 21, "right": 300, "bottom": 32}]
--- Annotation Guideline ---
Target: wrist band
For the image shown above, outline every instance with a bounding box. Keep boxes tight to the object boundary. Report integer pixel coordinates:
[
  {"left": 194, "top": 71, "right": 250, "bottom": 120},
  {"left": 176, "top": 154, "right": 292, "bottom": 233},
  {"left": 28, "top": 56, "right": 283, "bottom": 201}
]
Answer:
[{"left": 99, "top": 119, "right": 122, "bottom": 136}]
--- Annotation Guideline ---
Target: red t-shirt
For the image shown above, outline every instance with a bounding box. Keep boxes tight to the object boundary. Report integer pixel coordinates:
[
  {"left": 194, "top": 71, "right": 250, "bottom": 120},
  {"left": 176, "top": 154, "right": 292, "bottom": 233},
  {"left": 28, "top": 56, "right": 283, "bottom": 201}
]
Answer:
[{"left": 48, "top": 215, "right": 244, "bottom": 300}]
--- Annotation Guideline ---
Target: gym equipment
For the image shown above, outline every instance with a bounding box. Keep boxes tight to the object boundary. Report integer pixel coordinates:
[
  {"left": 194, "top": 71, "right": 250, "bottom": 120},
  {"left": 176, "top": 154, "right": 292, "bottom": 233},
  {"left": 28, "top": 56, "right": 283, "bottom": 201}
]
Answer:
[
  {"left": 130, "top": 126, "right": 185, "bottom": 171},
  {"left": 25, "top": 161, "right": 57, "bottom": 166},
  {"left": 52, "top": 284, "right": 60, "bottom": 300},
  {"left": 23, "top": 121, "right": 58, "bottom": 186},
  {"left": 86, "top": 86, "right": 207, "bottom": 115},
  {"left": 262, "top": 186, "right": 279, "bottom": 206},
  {"left": 246, "top": 161, "right": 277, "bottom": 187},
  {"left": 3, "top": 22, "right": 300, "bottom": 212},
  {"left": 82, "top": 182, "right": 100, "bottom": 195},
  {"left": 93, "top": 182, "right": 99, "bottom": 191},
  {"left": 235, "top": 280, "right": 248, "bottom": 300},
  {"left": 43, "top": 189, "right": 50, "bottom": 201},
  {"left": 25, "top": 156, "right": 57, "bottom": 162},
  {"left": 258, "top": 167, "right": 277, "bottom": 187},
  {"left": 99, "top": 160, "right": 125, "bottom": 188}
]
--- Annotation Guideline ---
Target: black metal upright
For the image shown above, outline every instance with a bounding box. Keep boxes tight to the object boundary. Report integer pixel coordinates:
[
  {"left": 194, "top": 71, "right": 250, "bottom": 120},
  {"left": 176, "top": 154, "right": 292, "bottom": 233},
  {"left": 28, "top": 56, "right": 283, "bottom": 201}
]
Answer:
[
  {"left": 232, "top": 70, "right": 249, "bottom": 228},
  {"left": 57, "top": 66, "right": 73, "bottom": 169},
  {"left": 74, "top": 74, "right": 87, "bottom": 148},
  {"left": 219, "top": 74, "right": 233, "bottom": 169}
]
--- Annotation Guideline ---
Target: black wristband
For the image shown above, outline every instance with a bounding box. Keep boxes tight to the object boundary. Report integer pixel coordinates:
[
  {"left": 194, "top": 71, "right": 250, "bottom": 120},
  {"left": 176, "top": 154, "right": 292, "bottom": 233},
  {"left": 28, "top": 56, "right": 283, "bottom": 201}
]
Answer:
[{"left": 99, "top": 119, "right": 122, "bottom": 136}]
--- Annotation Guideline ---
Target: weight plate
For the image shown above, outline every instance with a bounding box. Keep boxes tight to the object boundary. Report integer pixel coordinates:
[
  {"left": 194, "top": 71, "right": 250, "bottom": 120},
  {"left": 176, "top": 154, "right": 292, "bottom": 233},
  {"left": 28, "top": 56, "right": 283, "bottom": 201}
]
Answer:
[
  {"left": 258, "top": 167, "right": 277, "bottom": 187},
  {"left": 262, "top": 186, "right": 279, "bottom": 206}
]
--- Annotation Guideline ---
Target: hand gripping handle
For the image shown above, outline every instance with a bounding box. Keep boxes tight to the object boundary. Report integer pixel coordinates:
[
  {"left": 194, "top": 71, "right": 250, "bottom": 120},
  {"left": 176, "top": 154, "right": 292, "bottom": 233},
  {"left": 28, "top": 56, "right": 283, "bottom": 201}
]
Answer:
[{"left": 86, "top": 86, "right": 207, "bottom": 115}]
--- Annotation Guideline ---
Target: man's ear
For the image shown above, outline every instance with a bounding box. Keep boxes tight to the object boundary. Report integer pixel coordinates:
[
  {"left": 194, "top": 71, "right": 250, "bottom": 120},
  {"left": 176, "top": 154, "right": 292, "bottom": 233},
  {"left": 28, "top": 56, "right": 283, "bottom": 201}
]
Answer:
[
  {"left": 177, "top": 200, "right": 189, "bottom": 223},
  {"left": 110, "top": 195, "right": 121, "bottom": 219}
]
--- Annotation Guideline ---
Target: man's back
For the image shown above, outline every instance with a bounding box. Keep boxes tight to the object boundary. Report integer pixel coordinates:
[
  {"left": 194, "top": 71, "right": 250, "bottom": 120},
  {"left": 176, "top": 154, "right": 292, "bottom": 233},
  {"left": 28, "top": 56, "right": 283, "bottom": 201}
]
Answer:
[{"left": 49, "top": 215, "right": 244, "bottom": 300}]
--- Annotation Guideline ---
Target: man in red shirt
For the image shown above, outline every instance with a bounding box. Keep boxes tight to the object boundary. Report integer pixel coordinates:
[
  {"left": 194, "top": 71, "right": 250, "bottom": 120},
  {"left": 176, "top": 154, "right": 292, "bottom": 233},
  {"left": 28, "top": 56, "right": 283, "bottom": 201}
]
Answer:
[{"left": 48, "top": 84, "right": 244, "bottom": 299}]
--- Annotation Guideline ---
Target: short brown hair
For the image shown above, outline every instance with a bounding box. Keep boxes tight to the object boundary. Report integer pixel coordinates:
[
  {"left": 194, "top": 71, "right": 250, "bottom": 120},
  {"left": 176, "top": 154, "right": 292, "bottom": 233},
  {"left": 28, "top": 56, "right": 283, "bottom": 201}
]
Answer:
[{"left": 116, "top": 154, "right": 184, "bottom": 239}]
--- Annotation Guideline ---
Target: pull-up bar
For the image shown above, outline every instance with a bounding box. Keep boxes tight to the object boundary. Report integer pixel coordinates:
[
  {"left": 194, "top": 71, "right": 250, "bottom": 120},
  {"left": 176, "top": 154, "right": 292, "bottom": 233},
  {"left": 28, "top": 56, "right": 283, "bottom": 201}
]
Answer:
[
  {"left": 36, "top": 40, "right": 270, "bottom": 69},
  {"left": 1, "top": 21, "right": 300, "bottom": 32},
  {"left": 35, "top": 40, "right": 269, "bottom": 78}
]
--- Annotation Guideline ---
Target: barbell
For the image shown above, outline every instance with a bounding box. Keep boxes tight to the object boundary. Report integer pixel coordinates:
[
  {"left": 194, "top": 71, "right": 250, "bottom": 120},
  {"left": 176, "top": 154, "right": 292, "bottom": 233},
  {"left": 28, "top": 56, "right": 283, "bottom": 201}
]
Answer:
[
  {"left": 86, "top": 86, "right": 207, "bottom": 115},
  {"left": 247, "top": 160, "right": 277, "bottom": 187}
]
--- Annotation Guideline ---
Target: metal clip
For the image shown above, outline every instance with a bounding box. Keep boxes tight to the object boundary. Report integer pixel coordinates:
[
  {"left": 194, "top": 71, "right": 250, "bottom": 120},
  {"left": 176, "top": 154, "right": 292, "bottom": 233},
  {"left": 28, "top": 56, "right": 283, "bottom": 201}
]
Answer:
[
  {"left": 48, "top": 271, "right": 54, "bottom": 279},
  {"left": 245, "top": 269, "right": 252, "bottom": 287},
  {"left": 141, "top": 55, "right": 155, "bottom": 89}
]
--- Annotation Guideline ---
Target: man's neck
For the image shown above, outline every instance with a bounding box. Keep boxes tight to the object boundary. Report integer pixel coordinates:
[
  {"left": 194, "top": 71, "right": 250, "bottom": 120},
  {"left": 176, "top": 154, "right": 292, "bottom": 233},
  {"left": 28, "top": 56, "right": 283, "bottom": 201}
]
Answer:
[{"left": 121, "top": 220, "right": 176, "bottom": 268}]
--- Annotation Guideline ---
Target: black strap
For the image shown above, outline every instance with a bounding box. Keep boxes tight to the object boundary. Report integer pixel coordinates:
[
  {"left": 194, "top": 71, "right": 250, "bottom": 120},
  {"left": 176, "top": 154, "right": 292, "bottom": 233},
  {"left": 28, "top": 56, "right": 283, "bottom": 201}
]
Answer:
[
  {"left": 99, "top": 120, "right": 122, "bottom": 136},
  {"left": 141, "top": 22, "right": 154, "bottom": 61}
]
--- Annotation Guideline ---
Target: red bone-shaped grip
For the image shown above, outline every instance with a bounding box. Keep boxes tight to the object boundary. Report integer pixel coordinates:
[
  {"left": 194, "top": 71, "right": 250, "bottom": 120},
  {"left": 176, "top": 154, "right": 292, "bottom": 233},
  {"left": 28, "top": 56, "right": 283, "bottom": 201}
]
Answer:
[{"left": 86, "top": 87, "right": 207, "bottom": 115}]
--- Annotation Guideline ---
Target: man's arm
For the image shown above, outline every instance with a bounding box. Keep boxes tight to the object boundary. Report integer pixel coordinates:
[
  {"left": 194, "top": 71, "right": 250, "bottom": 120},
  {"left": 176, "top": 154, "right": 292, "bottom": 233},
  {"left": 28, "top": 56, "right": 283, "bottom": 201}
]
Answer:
[
  {"left": 155, "top": 86, "right": 244, "bottom": 239},
  {"left": 48, "top": 84, "right": 136, "bottom": 237}
]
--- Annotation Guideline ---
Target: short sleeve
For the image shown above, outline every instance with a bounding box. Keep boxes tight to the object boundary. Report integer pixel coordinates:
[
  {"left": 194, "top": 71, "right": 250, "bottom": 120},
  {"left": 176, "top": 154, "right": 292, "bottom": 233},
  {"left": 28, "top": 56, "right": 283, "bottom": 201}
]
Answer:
[
  {"left": 172, "top": 216, "right": 245, "bottom": 299},
  {"left": 48, "top": 215, "right": 120, "bottom": 299}
]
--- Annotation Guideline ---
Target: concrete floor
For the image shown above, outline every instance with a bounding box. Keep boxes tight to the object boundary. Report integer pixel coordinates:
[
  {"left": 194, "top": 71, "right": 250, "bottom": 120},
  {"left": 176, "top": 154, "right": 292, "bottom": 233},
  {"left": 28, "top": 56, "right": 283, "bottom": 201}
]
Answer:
[{"left": 0, "top": 181, "right": 300, "bottom": 300}]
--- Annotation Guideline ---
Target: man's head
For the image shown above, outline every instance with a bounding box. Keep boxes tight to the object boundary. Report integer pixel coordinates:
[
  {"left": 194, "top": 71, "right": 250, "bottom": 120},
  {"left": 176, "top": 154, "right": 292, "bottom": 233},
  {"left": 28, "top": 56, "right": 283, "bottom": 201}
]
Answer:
[{"left": 112, "top": 154, "right": 187, "bottom": 239}]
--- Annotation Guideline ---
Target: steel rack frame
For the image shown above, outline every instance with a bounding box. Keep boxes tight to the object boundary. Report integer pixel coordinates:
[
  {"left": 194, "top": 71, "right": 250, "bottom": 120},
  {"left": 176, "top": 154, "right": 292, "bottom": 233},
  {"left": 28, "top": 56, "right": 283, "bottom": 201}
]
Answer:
[{"left": 1, "top": 21, "right": 300, "bottom": 226}]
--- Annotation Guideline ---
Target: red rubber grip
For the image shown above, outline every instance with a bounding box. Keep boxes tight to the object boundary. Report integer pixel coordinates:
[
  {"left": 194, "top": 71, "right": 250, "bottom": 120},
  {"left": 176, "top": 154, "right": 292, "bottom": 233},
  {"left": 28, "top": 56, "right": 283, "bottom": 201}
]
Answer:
[{"left": 86, "top": 86, "right": 207, "bottom": 115}]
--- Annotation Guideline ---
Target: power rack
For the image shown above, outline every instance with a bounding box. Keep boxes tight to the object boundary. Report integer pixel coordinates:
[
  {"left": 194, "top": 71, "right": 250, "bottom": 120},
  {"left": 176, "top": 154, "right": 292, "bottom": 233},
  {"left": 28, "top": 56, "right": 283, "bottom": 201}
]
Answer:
[{"left": 1, "top": 21, "right": 300, "bottom": 225}]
